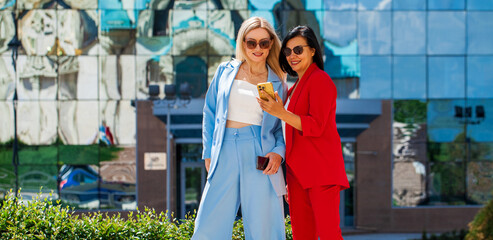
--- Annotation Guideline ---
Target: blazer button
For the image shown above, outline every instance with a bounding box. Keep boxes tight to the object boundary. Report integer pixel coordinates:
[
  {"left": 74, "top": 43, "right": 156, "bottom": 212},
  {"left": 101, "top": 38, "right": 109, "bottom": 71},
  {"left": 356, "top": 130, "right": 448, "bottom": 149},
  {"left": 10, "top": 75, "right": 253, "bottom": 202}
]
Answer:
[{"left": 216, "top": 119, "right": 219, "bottom": 123}]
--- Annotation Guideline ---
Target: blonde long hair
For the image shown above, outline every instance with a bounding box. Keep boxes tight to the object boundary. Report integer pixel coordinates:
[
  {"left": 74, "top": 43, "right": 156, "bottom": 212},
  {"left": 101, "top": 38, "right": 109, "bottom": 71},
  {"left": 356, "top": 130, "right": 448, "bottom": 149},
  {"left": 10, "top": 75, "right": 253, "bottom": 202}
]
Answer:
[{"left": 235, "top": 17, "right": 285, "bottom": 81}]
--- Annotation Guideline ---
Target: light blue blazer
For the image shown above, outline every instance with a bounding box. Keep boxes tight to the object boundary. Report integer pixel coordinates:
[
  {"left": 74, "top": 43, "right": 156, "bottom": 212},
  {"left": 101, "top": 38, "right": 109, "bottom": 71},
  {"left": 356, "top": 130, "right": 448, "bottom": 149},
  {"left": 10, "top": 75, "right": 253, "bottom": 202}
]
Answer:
[{"left": 202, "top": 59, "right": 287, "bottom": 196}]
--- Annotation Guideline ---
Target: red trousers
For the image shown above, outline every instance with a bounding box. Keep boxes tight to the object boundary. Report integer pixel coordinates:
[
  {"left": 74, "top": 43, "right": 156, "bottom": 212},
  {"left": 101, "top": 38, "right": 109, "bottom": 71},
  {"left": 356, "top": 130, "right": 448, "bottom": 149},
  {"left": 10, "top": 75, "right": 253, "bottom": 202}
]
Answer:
[{"left": 287, "top": 168, "right": 343, "bottom": 240}]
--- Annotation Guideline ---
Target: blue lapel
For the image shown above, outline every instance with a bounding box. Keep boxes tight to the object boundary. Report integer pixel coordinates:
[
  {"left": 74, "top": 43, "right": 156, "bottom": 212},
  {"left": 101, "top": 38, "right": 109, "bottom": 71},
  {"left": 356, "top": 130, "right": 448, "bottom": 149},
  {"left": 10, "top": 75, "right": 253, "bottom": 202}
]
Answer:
[{"left": 218, "top": 60, "right": 241, "bottom": 115}]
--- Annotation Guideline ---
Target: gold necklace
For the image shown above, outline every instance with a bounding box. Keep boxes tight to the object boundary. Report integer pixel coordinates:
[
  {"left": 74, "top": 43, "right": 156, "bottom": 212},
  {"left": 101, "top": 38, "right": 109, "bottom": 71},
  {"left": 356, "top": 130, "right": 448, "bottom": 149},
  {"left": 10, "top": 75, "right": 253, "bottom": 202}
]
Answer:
[{"left": 241, "top": 65, "right": 267, "bottom": 79}]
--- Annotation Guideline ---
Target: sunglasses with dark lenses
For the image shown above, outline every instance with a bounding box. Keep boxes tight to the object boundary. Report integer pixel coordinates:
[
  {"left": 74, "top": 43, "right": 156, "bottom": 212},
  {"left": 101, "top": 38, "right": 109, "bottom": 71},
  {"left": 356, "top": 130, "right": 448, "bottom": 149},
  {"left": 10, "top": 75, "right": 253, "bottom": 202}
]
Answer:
[
  {"left": 245, "top": 39, "right": 272, "bottom": 49},
  {"left": 283, "top": 45, "right": 310, "bottom": 56}
]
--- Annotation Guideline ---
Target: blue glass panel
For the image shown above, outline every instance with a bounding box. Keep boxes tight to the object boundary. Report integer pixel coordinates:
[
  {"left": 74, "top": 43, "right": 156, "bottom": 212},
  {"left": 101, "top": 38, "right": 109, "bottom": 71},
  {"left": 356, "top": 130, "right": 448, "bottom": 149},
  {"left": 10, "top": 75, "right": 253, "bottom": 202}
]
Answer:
[
  {"left": 58, "top": 101, "right": 99, "bottom": 145},
  {"left": 470, "top": 143, "right": 493, "bottom": 161},
  {"left": 392, "top": 100, "right": 428, "bottom": 206},
  {"left": 0, "top": 0, "right": 15, "bottom": 10},
  {"left": 59, "top": 145, "right": 99, "bottom": 165},
  {"left": 136, "top": 10, "right": 172, "bottom": 55},
  {"left": 323, "top": 11, "right": 357, "bottom": 56},
  {"left": 428, "top": 57, "right": 465, "bottom": 99},
  {"left": 137, "top": 9, "right": 171, "bottom": 37},
  {"left": 393, "top": 11, "right": 426, "bottom": 54},
  {"left": 0, "top": 164, "right": 15, "bottom": 193},
  {"left": 19, "top": 145, "right": 57, "bottom": 165},
  {"left": 248, "top": 0, "right": 281, "bottom": 10},
  {"left": 135, "top": 55, "right": 172, "bottom": 100},
  {"left": 467, "top": 161, "right": 493, "bottom": 205},
  {"left": 249, "top": 11, "right": 277, "bottom": 29},
  {"left": 358, "top": 0, "right": 391, "bottom": 10},
  {"left": 99, "top": 0, "right": 151, "bottom": 9},
  {"left": 467, "top": 99, "right": 493, "bottom": 142},
  {"left": 427, "top": 12, "right": 465, "bottom": 55},
  {"left": 208, "top": 10, "right": 241, "bottom": 56},
  {"left": 427, "top": 99, "right": 466, "bottom": 142},
  {"left": 98, "top": 146, "right": 136, "bottom": 209},
  {"left": 393, "top": 56, "right": 426, "bottom": 99},
  {"left": 323, "top": 0, "right": 357, "bottom": 10},
  {"left": 209, "top": 0, "right": 246, "bottom": 10},
  {"left": 428, "top": 0, "right": 465, "bottom": 10},
  {"left": 17, "top": 56, "right": 58, "bottom": 100},
  {"left": 0, "top": 11, "right": 15, "bottom": 56},
  {"left": 174, "top": 56, "right": 208, "bottom": 98},
  {"left": 19, "top": 165, "right": 58, "bottom": 194},
  {"left": 58, "top": 0, "right": 98, "bottom": 9},
  {"left": 324, "top": 55, "right": 360, "bottom": 79},
  {"left": 17, "top": 101, "right": 58, "bottom": 145},
  {"left": 305, "top": 0, "right": 322, "bottom": 10},
  {"left": 171, "top": 10, "right": 208, "bottom": 55},
  {"left": 99, "top": 0, "right": 123, "bottom": 9},
  {"left": 134, "top": 0, "right": 174, "bottom": 10},
  {"left": 58, "top": 56, "right": 98, "bottom": 100},
  {"left": 100, "top": 100, "right": 136, "bottom": 145},
  {"left": 468, "top": 56, "right": 493, "bottom": 99},
  {"left": 467, "top": 12, "right": 493, "bottom": 54},
  {"left": 0, "top": 56, "right": 15, "bottom": 100},
  {"left": 392, "top": 0, "right": 426, "bottom": 10},
  {"left": 18, "top": 10, "right": 57, "bottom": 56},
  {"left": 468, "top": 0, "right": 493, "bottom": 10},
  {"left": 428, "top": 162, "right": 466, "bottom": 205},
  {"left": 298, "top": 11, "right": 324, "bottom": 35},
  {"left": 99, "top": 55, "right": 136, "bottom": 100},
  {"left": 60, "top": 164, "right": 98, "bottom": 209},
  {"left": 360, "top": 56, "right": 391, "bottom": 99},
  {"left": 173, "top": 0, "right": 209, "bottom": 10},
  {"left": 428, "top": 142, "right": 466, "bottom": 162},
  {"left": 358, "top": 11, "right": 391, "bottom": 55},
  {"left": 392, "top": 156, "right": 427, "bottom": 206},
  {"left": 0, "top": 102, "right": 14, "bottom": 144},
  {"left": 136, "top": 37, "right": 172, "bottom": 55},
  {"left": 100, "top": 10, "right": 137, "bottom": 30},
  {"left": 17, "top": 0, "right": 56, "bottom": 9},
  {"left": 59, "top": 164, "right": 135, "bottom": 210}
]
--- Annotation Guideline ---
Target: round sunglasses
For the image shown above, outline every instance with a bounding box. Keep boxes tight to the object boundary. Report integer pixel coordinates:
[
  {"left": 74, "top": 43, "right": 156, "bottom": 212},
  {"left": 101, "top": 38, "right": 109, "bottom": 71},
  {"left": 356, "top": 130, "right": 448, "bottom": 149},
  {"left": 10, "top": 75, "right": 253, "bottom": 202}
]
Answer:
[
  {"left": 282, "top": 45, "right": 310, "bottom": 56},
  {"left": 245, "top": 39, "right": 271, "bottom": 49}
]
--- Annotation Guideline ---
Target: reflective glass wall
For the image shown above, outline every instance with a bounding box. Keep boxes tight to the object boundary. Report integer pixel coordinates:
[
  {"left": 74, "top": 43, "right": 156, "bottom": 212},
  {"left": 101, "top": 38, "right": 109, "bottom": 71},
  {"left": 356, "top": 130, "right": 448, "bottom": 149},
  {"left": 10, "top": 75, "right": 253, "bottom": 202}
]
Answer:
[
  {"left": 388, "top": 1, "right": 493, "bottom": 207},
  {"left": 1, "top": 0, "right": 491, "bottom": 209}
]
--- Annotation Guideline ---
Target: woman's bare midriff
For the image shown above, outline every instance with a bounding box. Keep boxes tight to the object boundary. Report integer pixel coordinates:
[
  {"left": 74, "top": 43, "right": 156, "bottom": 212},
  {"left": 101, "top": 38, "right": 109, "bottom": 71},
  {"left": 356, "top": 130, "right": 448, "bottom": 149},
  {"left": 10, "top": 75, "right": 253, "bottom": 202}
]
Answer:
[{"left": 226, "top": 120, "right": 252, "bottom": 128}]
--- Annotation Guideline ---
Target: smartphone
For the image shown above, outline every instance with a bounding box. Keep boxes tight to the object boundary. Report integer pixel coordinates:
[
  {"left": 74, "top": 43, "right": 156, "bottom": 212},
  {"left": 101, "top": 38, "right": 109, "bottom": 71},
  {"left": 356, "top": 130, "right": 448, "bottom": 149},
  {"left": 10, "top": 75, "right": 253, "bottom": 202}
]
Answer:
[{"left": 257, "top": 82, "right": 275, "bottom": 101}]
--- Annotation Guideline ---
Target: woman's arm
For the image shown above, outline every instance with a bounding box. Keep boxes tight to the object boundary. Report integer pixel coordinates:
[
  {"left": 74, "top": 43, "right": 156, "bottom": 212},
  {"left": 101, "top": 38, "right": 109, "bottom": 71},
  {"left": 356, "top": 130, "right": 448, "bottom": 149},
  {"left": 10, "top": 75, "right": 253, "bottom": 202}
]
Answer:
[
  {"left": 297, "top": 74, "right": 335, "bottom": 137},
  {"left": 258, "top": 91, "right": 302, "bottom": 131},
  {"left": 262, "top": 83, "right": 287, "bottom": 175}
]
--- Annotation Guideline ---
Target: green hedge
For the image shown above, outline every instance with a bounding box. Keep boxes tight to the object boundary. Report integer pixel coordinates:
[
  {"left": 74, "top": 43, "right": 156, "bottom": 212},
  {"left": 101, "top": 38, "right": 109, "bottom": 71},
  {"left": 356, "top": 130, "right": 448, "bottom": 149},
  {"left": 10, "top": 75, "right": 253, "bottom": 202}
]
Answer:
[
  {"left": 0, "top": 190, "right": 293, "bottom": 240},
  {"left": 466, "top": 196, "right": 493, "bottom": 240}
]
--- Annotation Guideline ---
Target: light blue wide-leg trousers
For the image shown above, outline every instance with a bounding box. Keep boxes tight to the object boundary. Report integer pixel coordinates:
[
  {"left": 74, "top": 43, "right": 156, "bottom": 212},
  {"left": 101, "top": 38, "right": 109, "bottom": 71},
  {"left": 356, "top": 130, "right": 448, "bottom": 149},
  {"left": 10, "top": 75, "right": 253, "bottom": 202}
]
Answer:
[{"left": 192, "top": 125, "right": 285, "bottom": 240}]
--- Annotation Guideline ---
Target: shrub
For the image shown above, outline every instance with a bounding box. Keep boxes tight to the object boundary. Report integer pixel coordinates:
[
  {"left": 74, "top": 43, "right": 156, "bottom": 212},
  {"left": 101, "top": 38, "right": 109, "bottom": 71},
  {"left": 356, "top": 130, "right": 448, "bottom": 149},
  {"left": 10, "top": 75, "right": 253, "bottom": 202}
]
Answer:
[
  {"left": 466, "top": 197, "right": 493, "bottom": 240},
  {"left": 0, "top": 190, "right": 298, "bottom": 239}
]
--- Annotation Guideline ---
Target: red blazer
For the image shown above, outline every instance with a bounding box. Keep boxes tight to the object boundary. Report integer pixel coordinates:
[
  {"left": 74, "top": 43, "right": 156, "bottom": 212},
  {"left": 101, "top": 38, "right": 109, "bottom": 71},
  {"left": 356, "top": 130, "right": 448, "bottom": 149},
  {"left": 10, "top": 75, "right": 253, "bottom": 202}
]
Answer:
[{"left": 285, "top": 63, "right": 350, "bottom": 190}]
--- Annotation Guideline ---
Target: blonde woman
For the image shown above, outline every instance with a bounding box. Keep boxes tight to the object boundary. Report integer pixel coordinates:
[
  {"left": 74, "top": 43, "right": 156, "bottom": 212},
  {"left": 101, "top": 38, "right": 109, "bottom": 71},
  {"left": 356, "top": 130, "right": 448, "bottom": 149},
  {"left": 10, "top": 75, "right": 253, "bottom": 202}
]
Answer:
[{"left": 192, "top": 17, "right": 287, "bottom": 240}]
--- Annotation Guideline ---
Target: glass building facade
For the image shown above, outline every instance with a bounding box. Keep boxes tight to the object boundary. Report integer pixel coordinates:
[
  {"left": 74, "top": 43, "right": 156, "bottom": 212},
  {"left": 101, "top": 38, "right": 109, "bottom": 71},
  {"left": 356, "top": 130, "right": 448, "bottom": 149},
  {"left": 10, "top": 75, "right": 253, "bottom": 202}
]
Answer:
[{"left": 0, "top": 0, "right": 491, "bottom": 212}]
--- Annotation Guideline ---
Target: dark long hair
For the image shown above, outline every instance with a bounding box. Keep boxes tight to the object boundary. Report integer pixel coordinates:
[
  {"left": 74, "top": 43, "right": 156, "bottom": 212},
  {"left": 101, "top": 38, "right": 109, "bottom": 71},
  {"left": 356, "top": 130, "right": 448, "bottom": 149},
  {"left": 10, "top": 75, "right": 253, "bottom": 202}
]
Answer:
[{"left": 279, "top": 26, "right": 324, "bottom": 77}]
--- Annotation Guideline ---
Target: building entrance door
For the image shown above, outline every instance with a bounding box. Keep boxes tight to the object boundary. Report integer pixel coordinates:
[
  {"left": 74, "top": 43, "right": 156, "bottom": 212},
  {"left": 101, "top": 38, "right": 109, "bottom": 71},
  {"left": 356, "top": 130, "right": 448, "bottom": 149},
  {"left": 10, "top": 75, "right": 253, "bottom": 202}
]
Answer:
[
  {"left": 341, "top": 142, "right": 355, "bottom": 227},
  {"left": 178, "top": 144, "right": 206, "bottom": 219}
]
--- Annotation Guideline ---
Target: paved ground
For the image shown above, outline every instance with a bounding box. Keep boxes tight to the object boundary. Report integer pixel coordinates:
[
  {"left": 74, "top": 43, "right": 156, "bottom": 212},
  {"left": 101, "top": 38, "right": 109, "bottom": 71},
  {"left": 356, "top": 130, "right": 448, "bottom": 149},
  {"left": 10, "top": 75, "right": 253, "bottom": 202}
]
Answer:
[{"left": 342, "top": 233, "right": 422, "bottom": 240}]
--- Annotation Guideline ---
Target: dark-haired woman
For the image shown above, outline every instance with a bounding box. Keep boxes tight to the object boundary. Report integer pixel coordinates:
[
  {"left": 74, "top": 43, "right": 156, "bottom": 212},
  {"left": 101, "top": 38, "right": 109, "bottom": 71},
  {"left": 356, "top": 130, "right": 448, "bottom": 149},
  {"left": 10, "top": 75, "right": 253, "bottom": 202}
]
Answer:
[{"left": 258, "top": 26, "right": 349, "bottom": 239}]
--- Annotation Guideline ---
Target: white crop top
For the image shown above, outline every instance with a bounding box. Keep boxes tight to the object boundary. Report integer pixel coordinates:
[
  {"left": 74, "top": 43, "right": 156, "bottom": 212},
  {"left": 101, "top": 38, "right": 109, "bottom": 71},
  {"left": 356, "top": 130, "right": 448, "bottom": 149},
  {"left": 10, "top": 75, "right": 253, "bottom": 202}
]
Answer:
[{"left": 227, "top": 80, "right": 263, "bottom": 126}]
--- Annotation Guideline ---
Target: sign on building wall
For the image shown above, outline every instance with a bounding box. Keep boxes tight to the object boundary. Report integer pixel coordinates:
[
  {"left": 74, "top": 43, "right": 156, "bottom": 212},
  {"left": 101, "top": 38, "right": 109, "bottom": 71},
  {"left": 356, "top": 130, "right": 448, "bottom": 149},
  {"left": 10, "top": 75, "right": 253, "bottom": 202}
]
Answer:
[{"left": 144, "top": 152, "right": 167, "bottom": 170}]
